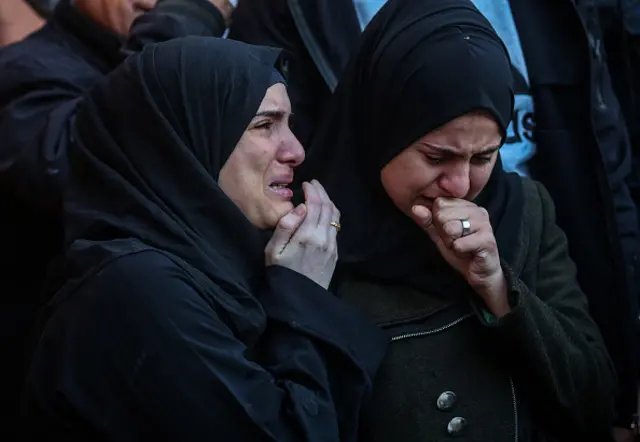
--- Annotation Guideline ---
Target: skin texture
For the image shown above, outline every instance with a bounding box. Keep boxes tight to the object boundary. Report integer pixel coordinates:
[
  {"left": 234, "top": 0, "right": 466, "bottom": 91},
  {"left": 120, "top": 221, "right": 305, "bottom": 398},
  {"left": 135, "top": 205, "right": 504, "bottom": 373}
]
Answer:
[
  {"left": 74, "top": 0, "right": 234, "bottom": 36},
  {"left": 221, "top": 84, "right": 340, "bottom": 289},
  {"left": 219, "top": 83, "right": 305, "bottom": 230},
  {"left": 74, "top": 0, "right": 157, "bottom": 36},
  {"left": 381, "top": 111, "right": 510, "bottom": 317},
  {"left": 0, "top": 0, "right": 44, "bottom": 46}
]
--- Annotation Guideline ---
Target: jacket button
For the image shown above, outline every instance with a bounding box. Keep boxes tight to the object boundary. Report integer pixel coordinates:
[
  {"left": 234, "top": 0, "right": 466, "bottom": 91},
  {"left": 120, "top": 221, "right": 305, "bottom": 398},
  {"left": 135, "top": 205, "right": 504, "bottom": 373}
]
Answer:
[
  {"left": 447, "top": 417, "right": 467, "bottom": 436},
  {"left": 436, "top": 391, "right": 457, "bottom": 411}
]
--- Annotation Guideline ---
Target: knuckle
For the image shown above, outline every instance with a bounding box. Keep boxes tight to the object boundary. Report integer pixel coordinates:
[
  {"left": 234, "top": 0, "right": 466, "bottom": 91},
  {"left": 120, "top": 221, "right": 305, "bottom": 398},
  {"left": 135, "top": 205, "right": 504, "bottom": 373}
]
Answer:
[
  {"left": 434, "top": 198, "right": 447, "bottom": 210},
  {"left": 452, "top": 240, "right": 465, "bottom": 254},
  {"left": 477, "top": 207, "right": 490, "bottom": 220},
  {"left": 443, "top": 220, "right": 459, "bottom": 237},
  {"left": 277, "top": 216, "right": 297, "bottom": 231},
  {"left": 435, "top": 210, "right": 448, "bottom": 225}
]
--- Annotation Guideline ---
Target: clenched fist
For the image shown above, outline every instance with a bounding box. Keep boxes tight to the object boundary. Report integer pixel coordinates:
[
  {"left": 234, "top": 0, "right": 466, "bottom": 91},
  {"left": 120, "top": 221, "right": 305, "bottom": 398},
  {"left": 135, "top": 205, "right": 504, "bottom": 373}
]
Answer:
[{"left": 412, "top": 197, "right": 510, "bottom": 317}]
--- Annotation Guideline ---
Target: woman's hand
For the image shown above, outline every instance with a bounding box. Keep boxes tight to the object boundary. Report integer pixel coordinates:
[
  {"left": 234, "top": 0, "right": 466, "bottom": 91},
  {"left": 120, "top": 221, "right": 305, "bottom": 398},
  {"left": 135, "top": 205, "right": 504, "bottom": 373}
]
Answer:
[
  {"left": 265, "top": 180, "right": 340, "bottom": 290},
  {"left": 412, "top": 198, "right": 510, "bottom": 317}
]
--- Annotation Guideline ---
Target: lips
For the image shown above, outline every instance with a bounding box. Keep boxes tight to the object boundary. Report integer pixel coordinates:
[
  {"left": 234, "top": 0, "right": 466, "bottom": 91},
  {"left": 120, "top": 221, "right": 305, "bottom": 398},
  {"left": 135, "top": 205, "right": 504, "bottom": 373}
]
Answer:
[{"left": 268, "top": 176, "right": 294, "bottom": 200}]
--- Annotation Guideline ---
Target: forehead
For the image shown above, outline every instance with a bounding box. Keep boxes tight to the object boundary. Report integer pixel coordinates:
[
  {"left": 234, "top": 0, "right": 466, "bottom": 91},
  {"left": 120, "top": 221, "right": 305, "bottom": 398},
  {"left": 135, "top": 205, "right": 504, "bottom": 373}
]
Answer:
[
  {"left": 417, "top": 112, "right": 501, "bottom": 154},
  {"left": 258, "top": 83, "right": 291, "bottom": 112}
]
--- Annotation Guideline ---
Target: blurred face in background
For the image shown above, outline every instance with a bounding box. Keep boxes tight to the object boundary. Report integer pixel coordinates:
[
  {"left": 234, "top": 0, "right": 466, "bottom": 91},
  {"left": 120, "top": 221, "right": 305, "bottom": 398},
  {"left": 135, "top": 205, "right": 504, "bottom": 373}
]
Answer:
[{"left": 74, "top": 0, "right": 157, "bottom": 36}]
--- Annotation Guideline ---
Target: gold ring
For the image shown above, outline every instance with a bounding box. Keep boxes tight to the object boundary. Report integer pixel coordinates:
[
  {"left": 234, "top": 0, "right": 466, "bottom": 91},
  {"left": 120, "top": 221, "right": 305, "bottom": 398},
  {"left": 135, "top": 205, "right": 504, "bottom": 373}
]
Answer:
[{"left": 330, "top": 221, "right": 341, "bottom": 232}]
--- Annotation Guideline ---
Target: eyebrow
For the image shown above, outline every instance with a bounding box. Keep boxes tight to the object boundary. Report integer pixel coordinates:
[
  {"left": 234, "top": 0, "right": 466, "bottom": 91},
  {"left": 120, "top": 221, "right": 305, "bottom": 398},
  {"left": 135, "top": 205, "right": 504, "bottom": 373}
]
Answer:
[
  {"left": 424, "top": 143, "right": 500, "bottom": 157},
  {"left": 254, "top": 110, "right": 288, "bottom": 119}
]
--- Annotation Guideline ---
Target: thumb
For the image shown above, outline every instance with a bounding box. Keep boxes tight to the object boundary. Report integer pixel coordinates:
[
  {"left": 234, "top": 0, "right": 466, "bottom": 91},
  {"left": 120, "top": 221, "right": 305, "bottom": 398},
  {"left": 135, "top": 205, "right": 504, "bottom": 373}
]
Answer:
[
  {"left": 412, "top": 205, "right": 450, "bottom": 256},
  {"left": 266, "top": 204, "right": 307, "bottom": 255},
  {"left": 411, "top": 205, "right": 439, "bottom": 242}
]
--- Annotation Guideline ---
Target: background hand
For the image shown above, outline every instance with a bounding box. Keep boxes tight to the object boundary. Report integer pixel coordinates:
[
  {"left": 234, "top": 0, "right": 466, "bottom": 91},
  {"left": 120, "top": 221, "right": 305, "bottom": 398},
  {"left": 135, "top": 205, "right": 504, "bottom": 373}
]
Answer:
[
  {"left": 208, "top": 0, "right": 234, "bottom": 26},
  {"left": 265, "top": 180, "right": 340, "bottom": 290}
]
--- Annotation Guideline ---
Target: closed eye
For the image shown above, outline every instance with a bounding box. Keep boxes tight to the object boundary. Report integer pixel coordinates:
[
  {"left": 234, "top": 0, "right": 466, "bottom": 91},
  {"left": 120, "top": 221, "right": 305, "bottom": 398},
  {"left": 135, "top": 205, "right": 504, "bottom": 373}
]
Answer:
[{"left": 253, "top": 120, "right": 275, "bottom": 132}]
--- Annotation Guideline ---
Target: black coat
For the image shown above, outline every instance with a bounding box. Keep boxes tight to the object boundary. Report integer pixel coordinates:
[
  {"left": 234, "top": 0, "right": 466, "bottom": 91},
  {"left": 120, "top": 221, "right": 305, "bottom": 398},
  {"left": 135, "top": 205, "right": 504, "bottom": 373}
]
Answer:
[
  {"left": 0, "top": 0, "right": 226, "bottom": 435},
  {"left": 24, "top": 244, "right": 387, "bottom": 440},
  {"left": 339, "top": 179, "right": 617, "bottom": 442},
  {"left": 229, "top": 0, "right": 640, "bottom": 427}
]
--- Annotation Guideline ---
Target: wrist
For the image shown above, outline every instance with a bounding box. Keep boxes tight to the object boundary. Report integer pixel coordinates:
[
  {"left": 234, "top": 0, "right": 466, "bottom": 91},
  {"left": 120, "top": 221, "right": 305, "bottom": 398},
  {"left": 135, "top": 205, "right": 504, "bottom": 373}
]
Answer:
[{"left": 475, "top": 270, "right": 510, "bottom": 318}]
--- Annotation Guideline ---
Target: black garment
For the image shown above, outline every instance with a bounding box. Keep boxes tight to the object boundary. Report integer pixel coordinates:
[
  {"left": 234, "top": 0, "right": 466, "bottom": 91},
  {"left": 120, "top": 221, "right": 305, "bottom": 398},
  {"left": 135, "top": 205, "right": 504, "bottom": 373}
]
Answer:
[
  {"left": 298, "top": 0, "right": 523, "bottom": 296},
  {"left": 231, "top": 0, "right": 640, "bottom": 428},
  {"left": 23, "top": 36, "right": 387, "bottom": 440},
  {"left": 0, "top": 0, "right": 226, "bottom": 436},
  {"left": 291, "top": 0, "right": 617, "bottom": 437},
  {"left": 340, "top": 181, "right": 616, "bottom": 442},
  {"left": 229, "top": 0, "right": 361, "bottom": 147},
  {"left": 597, "top": 1, "right": 640, "bottom": 232}
]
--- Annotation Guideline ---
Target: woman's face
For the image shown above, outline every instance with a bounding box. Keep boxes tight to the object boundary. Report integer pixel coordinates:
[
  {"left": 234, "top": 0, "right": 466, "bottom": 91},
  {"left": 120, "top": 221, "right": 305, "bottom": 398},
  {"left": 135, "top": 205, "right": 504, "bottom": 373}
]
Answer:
[
  {"left": 381, "top": 112, "right": 502, "bottom": 217},
  {"left": 219, "top": 83, "right": 304, "bottom": 229},
  {"left": 75, "top": 0, "right": 157, "bottom": 36}
]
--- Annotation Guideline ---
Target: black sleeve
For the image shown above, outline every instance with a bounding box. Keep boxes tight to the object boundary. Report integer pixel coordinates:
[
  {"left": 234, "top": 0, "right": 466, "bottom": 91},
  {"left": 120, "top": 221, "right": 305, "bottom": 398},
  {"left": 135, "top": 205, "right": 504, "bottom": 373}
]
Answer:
[
  {"left": 24, "top": 251, "right": 387, "bottom": 441},
  {"left": 475, "top": 184, "right": 618, "bottom": 438},
  {"left": 123, "top": 0, "right": 227, "bottom": 55},
  {"left": 589, "top": 63, "right": 640, "bottom": 428}
]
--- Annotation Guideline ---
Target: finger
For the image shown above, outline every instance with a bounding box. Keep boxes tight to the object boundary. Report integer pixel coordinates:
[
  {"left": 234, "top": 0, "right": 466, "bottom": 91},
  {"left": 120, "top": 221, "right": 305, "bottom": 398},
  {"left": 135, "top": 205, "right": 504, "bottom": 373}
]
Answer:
[
  {"left": 311, "top": 180, "right": 340, "bottom": 238},
  {"left": 301, "top": 180, "right": 322, "bottom": 223},
  {"left": 411, "top": 205, "right": 439, "bottom": 245},
  {"left": 311, "top": 179, "right": 331, "bottom": 203},
  {"left": 450, "top": 231, "right": 497, "bottom": 259},
  {"left": 432, "top": 206, "right": 490, "bottom": 242},
  {"left": 313, "top": 182, "right": 334, "bottom": 232},
  {"left": 434, "top": 208, "right": 482, "bottom": 240},
  {"left": 327, "top": 205, "right": 341, "bottom": 246},
  {"left": 294, "top": 182, "right": 323, "bottom": 241},
  {"left": 265, "top": 204, "right": 307, "bottom": 256},
  {"left": 433, "top": 197, "right": 477, "bottom": 210}
]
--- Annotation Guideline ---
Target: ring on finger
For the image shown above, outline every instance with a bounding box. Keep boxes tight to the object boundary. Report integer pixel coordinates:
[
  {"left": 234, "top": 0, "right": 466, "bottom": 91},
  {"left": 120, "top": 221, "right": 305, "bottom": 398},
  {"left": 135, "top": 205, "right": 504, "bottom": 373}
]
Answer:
[
  {"left": 330, "top": 221, "right": 341, "bottom": 233},
  {"left": 460, "top": 218, "right": 471, "bottom": 237}
]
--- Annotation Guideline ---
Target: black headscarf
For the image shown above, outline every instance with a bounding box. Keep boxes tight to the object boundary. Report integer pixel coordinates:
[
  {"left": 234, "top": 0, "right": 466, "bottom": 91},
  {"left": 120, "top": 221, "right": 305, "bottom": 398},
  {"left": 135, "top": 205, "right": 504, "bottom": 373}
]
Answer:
[
  {"left": 60, "top": 37, "right": 284, "bottom": 333},
  {"left": 298, "top": 0, "right": 524, "bottom": 295}
]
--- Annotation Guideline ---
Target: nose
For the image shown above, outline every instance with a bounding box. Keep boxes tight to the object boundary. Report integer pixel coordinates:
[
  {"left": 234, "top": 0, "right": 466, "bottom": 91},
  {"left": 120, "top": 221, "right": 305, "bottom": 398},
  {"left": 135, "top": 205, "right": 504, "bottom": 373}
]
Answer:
[
  {"left": 277, "top": 131, "right": 305, "bottom": 167},
  {"left": 438, "top": 163, "right": 471, "bottom": 199}
]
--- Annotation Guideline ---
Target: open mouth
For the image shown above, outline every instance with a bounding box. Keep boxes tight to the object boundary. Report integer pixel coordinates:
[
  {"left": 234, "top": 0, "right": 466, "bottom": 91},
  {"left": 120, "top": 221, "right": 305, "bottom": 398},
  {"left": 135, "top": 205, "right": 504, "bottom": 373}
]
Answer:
[{"left": 267, "top": 182, "right": 293, "bottom": 200}]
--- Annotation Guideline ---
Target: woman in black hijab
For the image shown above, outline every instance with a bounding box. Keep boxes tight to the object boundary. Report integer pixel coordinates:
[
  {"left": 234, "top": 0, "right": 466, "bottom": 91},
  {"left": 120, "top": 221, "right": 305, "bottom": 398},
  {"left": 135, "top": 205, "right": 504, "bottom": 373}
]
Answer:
[
  {"left": 299, "top": 0, "right": 617, "bottom": 440},
  {"left": 22, "top": 36, "right": 387, "bottom": 440}
]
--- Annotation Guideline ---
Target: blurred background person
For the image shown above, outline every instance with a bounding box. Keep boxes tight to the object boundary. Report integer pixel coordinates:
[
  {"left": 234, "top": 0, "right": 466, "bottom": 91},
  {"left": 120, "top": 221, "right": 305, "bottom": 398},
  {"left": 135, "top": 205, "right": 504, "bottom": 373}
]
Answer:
[
  {"left": 0, "top": 0, "right": 233, "bottom": 438},
  {"left": 0, "top": 0, "right": 44, "bottom": 47}
]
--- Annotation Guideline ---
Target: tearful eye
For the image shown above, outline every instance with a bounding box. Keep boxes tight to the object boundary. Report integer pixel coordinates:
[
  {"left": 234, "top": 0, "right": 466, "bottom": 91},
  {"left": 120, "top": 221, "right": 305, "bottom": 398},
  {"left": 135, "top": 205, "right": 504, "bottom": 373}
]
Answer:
[
  {"left": 425, "top": 155, "right": 444, "bottom": 165},
  {"left": 255, "top": 121, "right": 274, "bottom": 131},
  {"left": 472, "top": 156, "right": 493, "bottom": 164}
]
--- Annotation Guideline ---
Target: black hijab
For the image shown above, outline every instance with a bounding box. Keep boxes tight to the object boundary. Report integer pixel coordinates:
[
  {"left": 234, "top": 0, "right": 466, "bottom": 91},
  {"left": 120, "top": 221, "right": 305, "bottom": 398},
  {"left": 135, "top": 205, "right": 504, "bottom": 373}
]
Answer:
[
  {"left": 59, "top": 37, "right": 284, "bottom": 333},
  {"left": 299, "top": 0, "right": 524, "bottom": 295}
]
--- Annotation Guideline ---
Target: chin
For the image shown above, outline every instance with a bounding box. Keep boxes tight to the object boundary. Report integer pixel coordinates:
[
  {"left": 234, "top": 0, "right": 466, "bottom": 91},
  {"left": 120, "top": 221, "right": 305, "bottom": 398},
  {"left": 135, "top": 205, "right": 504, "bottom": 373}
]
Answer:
[{"left": 263, "top": 201, "right": 294, "bottom": 229}]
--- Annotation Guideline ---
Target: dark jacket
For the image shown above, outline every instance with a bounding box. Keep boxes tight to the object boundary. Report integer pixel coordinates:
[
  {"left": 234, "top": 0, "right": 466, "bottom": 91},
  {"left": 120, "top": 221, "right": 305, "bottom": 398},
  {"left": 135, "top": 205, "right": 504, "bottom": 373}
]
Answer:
[
  {"left": 23, "top": 243, "right": 387, "bottom": 440},
  {"left": 230, "top": 0, "right": 640, "bottom": 428},
  {"left": 597, "top": 0, "right": 640, "bottom": 228},
  {"left": 0, "top": 0, "right": 225, "bottom": 435},
  {"left": 339, "top": 179, "right": 616, "bottom": 442}
]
